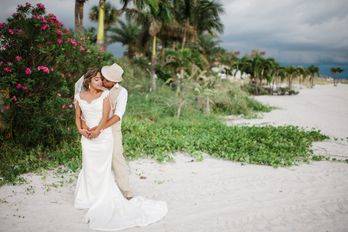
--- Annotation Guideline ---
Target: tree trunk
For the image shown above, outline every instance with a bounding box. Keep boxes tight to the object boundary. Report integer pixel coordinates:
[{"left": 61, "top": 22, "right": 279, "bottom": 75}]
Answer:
[
  {"left": 74, "top": 0, "right": 85, "bottom": 35},
  {"left": 204, "top": 96, "right": 210, "bottom": 115},
  {"left": 181, "top": 20, "right": 189, "bottom": 49},
  {"left": 177, "top": 96, "right": 184, "bottom": 118},
  {"left": 96, "top": 0, "right": 105, "bottom": 51},
  {"left": 150, "top": 35, "right": 157, "bottom": 92},
  {"left": 333, "top": 74, "right": 337, "bottom": 86},
  {"left": 176, "top": 68, "right": 185, "bottom": 117}
]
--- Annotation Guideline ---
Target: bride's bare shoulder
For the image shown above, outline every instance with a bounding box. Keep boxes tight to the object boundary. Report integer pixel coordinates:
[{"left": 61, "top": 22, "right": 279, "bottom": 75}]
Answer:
[{"left": 79, "top": 91, "right": 89, "bottom": 98}]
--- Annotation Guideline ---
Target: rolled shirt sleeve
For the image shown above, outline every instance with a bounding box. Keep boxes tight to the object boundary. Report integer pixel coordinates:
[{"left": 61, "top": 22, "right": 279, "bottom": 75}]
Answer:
[{"left": 114, "top": 88, "right": 128, "bottom": 120}]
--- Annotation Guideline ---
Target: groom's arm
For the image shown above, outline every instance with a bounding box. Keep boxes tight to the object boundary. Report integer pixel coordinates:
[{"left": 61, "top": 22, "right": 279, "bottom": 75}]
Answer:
[
  {"left": 89, "top": 89, "right": 128, "bottom": 132},
  {"left": 102, "top": 88, "right": 128, "bottom": 129},
  {"left": 102, "top": 114, "right": 121, "bottom": 129}
]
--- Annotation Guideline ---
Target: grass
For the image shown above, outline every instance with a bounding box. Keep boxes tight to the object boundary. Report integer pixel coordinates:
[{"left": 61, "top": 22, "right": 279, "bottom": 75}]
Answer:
[{"left": 122, "top": 114, "right": 328, "bottom": 166}]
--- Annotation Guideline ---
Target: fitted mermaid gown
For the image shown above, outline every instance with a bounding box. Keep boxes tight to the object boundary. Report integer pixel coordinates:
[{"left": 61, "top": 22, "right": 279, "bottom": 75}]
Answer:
[{"left": 73, "top": 90, "right": 168, "bottom": 231}]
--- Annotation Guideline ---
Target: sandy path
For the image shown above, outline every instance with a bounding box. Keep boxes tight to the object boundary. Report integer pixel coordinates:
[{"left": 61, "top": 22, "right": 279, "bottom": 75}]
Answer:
[{"left": 1, "top": 84, "right": 348, "bottom": 232}]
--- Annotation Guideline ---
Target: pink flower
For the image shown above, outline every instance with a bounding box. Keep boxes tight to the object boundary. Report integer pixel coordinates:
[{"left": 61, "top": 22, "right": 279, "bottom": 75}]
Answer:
[
  {"left": 36, "top": 3, "right": 45, "bottom": 10},
  {"left": 33, "top": 14, "right": 40, "bottom": 20},
  {"left": 25, "top": 67, "right": 31, "bottom": 76},
  {"left": 0, "top": 22, "right": 5, "bottom": 29},
  {"left": 3, "top": 105, "right": 10, "bottom": 111},
  {"left": 37, "top": 65, "right": 50, "bottom": 74},
  {"left": 22, "top": 85, "right": 28, "bottom": 91},
  {"left": 16, "top": 83, "right": 23, "bottom": 90},
  {"left": 4, "top": 67, "right": 12, "bottom": 73},
  {"left": 56, "top": 29, "right": 62, "bottom": 36},
  {"left": 41, "top": 24, "right": 49, "bottom": 31},
  {"left": 15, "top": 83, "right": 28, "bottom": 92},
  {"left": 8, "top": 28, "right": 14, "bottom": 35},
  {"left": 79, "top": 46, "right": 85, "bottom": 52},
  {"left": 48, "top": 14, "right": 59, "bottom": 24},
  {"left": 15, "top": 56, "right": 22, "bottom": 62},
  {"left": 11, "top": 96, "right": 17, "bottom": 103},
  {"left": 40, "top": 17, "right": 47, "bottom": 23},
  {"left": 57, "top": 39, "right": 63, "bottom": 45},
  {"left": 2, "top": 44, "right": 9, "bottom": 50},
  {"left": 68, "top": 38, "right": 78, "bottom": 47}
]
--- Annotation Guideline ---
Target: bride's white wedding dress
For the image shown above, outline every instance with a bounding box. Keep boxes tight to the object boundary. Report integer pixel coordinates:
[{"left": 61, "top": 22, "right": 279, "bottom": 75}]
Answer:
[{"left": 73, "top": 90, "right": 168, "bottom": 231}]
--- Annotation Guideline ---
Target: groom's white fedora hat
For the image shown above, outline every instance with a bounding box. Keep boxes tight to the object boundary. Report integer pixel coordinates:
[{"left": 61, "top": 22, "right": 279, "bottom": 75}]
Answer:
[{"left": 101, "top": 63, "right": 124, "bottom": 82}]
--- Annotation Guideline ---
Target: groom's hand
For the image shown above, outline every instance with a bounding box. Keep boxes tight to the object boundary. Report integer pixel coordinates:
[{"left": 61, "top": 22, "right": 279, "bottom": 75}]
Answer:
[
  {"left": 88, "top": 126, "right": 98, "bottom": 131},
  {"left": 89, "top": 128, "right": 101, "bottom": 139}
]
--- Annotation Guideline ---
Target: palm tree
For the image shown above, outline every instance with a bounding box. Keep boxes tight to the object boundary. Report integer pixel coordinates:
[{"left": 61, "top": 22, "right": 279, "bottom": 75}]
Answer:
[
  {"left": 109, "top": 17, "right": 142, "bottom": 58},
  {"left": 296, "top": 66, "right": 307, "bottom": 85},
  {"left": 91, "top": 1, "right": 116, "bottom": 50},
  {"left": 197, "top": 33, "right": 221, "bottom": 65},
  {"left": 172, "top": 0, "right": 224, "bottom": 48},
  {"left": 263, "top": 58, "right": 278, "bottom": 85},
  {"left": 273, "top": 66, "right": 286, "bottom": 88},
  {"left": 307, "top": 65, "right": 319, "bottom": 88},
  {"left": 331, "top": 67, "right": 344, "bottom": 86},
  {"left": 96, "top": 0, "right": 106, "bottom": 50},
  {"left": 284, "top": 66, "right": 297, "bottom": 90},
  {"left": 127, "top": 0, "right": 171, "bottom": 91},
  {"left": 74, "top": 0, "right": 88, "bottom": 35},
  {"left": 92, "top": 0, "right": 131, "bottom": 50},
  {"left": 189, "top": 67, "right": 218, "bottom": 115},
  {"left": 164, "top": 48, "right": 203, "bottom": 117}
]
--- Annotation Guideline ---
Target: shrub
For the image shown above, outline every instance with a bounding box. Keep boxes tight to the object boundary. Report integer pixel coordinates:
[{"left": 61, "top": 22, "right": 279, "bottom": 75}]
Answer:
[{"left": 0, "top": 3, "right": 114, "bottom": 147}]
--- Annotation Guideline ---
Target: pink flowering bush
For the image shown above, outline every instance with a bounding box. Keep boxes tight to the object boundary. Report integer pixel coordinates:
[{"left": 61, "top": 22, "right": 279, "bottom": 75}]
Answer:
[{"left": 0, "top": 2, "right": 114, "bottom": 147}]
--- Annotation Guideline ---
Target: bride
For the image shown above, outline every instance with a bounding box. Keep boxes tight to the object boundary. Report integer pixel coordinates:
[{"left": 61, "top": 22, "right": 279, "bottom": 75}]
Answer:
[{"left": 73, "top": 69, "right": 168, "bottom": 231}]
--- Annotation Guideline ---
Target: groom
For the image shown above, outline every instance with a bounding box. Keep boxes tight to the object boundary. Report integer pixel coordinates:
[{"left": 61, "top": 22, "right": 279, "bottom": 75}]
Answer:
[{"left": 86, "top": 63, "right": 134, "bottom": 200}]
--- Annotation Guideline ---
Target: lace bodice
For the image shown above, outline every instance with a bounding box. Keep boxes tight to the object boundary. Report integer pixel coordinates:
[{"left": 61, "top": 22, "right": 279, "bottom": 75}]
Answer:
[{"left": 75, "top": 90, "right": 110, "bottom": 129}]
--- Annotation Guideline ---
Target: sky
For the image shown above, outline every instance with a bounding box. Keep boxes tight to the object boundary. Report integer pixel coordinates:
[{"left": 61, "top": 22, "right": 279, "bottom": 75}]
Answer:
[{"left": 1, "top": 0, "right": 347, "bottom": 78}]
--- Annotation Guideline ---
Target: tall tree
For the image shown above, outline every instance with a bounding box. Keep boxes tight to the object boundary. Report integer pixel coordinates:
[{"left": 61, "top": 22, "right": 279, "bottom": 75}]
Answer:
[
  {"left": 330, "top": 67, "right": 344, "bottom": 86},
  {"left": 284, "top": 66, "right": 297, "bottom": 90},
  {"left": 109, "top": 17, "right": 142, "bottom": 58},
  {"left": 307, "top": 65, "right": 319, "bottom": 88},
  {"left": 75, "top": 0, "right": 88, "bottom": 35},
  {"left": 93, "top": 0, "right": 131, "bottom": 50},
  {"left": 128, "top": 0, "right": 170, "bottom": 91},
  {"left": 96, "top": 0, "right": 106, "bottom": 50},
  {"left": 172, "top": 0, "right": 224, "bottom": 48}
]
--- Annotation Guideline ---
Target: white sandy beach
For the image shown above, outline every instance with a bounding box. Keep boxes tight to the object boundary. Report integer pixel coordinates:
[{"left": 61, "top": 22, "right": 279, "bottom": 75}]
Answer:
[
  {"left": 0, "top": 84, "right": 348, "bottom": 232},
  {"left": 228, "top": 84, "right": 348, "bottom": 160}
]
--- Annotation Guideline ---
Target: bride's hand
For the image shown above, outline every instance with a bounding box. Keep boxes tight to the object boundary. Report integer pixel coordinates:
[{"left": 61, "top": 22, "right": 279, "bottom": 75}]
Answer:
[{"left": 79, "top": 128, "right": 91, "bottom": 138}]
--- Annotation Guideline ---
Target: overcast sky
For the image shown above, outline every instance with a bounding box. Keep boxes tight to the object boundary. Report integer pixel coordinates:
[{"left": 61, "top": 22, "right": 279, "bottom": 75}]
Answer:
[{"left": 1, "top": 0, "right": 347, "bottom": 77}]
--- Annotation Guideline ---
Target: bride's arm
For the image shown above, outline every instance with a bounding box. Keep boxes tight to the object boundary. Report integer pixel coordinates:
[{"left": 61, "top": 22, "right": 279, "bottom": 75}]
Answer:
[
  {"left": 74, "top": 101, "right": 89, "bottom": 138},
  {"left": 89, "top": 96, "right": 111, "bottom": 138}
]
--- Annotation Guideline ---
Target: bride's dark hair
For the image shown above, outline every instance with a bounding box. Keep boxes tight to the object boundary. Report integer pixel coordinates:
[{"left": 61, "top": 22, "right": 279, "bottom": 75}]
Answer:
[{"left": 83, "top": 68, "right": 101, "bottom": 90}]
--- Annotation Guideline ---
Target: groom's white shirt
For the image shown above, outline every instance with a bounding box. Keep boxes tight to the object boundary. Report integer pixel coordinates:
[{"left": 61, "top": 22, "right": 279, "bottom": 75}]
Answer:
[{"left": 113, "top": 85, "right": 128, "bottom": 120}]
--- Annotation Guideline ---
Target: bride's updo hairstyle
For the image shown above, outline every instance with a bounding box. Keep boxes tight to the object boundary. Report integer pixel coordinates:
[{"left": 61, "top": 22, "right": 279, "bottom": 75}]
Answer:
[{"left": 83, "top": 68, "right": 101, "bottom": 90}]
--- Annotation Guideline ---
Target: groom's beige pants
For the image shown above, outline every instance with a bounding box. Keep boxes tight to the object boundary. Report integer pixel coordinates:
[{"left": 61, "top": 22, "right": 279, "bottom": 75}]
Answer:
[{"left": 111, "top": 121, "right": 133, "bottom": 198}]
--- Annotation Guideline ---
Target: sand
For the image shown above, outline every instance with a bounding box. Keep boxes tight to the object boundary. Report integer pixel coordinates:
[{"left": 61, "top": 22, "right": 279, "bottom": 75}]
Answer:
[
  {"left": 1, "top": 84, "right": 348, "bottom": 232},
  {"left": 227, "top": 84, "right": 348, "bottom": 160}
]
